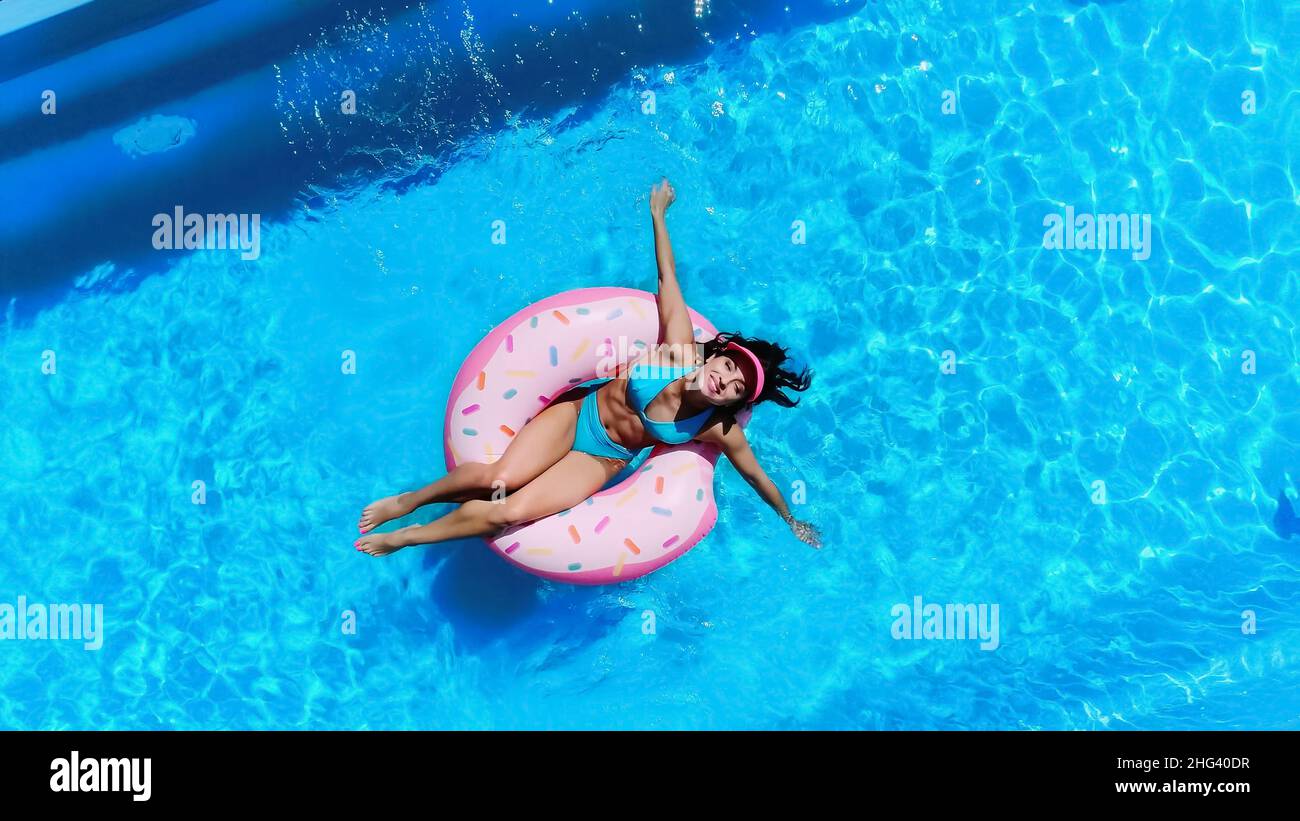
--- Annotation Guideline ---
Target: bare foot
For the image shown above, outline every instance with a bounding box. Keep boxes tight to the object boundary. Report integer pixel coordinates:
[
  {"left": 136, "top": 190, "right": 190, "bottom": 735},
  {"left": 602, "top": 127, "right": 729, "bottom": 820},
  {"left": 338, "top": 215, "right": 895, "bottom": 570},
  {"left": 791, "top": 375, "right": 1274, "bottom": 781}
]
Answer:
[
  {"left": 358, "top": 493, "right": 412, "bottom": 534},
  {"left": 355, "top": 525, "right": 418, "bottom": 557}
]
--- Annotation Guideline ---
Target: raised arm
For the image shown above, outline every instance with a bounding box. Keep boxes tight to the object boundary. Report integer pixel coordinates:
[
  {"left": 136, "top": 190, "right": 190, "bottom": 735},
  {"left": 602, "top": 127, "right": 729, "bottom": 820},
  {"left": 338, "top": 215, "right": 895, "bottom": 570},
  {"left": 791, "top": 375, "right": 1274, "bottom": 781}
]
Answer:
[
  {"left": 649, "top": 178, "right": 696, "bottom": 350},
  {"left": 708, "top": 422, "right": 822, "bottom": 548}
]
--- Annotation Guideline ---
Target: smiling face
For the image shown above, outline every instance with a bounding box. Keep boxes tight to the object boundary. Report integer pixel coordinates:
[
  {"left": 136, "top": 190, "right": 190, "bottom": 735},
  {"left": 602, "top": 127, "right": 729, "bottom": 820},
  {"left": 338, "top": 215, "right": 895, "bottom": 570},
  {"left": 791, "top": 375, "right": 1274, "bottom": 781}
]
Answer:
[{"left": 695, "top": 352, "right": 754, "bottom": 406}]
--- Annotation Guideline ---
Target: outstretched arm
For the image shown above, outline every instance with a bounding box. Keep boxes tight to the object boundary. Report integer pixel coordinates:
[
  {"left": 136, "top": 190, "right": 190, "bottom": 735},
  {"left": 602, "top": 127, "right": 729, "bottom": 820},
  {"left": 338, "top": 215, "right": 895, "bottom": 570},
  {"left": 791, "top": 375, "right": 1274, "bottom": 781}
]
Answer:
[
  {"left": 708, "top": 423, "right": 822, "bottom": 548},
  {"left": 649, "top": 178, "right": 695, "bottom": 350}
]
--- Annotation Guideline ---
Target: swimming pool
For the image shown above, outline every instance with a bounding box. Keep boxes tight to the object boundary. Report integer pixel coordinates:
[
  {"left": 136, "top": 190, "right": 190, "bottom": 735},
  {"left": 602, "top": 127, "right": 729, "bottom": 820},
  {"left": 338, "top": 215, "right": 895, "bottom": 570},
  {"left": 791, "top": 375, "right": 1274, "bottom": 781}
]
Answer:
[{"left": 1, "top": 0, "right": 1298, "bottom": 730}]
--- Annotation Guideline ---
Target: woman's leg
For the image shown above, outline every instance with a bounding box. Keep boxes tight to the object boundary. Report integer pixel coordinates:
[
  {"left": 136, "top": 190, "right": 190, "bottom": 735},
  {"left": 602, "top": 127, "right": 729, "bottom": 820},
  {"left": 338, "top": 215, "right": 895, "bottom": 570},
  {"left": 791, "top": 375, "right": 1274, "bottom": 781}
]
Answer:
[
  {"left": 356, "top": 450, "right": 625, "bottom": 556},
  {"left": 357, "top": 391, "right": 585, "bottom": 533}
]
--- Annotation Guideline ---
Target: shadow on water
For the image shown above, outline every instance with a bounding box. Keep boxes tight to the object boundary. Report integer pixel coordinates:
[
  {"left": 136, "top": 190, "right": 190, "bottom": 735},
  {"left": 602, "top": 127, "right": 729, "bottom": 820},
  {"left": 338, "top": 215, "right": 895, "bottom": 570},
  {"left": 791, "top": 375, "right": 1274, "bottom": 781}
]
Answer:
[
  {"left": 425, "top": 539, "right": 541, "bottom": 642},
  {"left": 1276, "top": 488, "right": 1300, "bottom": 541},
  {"left": 421, "top": 532, "right": 635, "bottom": 657}
]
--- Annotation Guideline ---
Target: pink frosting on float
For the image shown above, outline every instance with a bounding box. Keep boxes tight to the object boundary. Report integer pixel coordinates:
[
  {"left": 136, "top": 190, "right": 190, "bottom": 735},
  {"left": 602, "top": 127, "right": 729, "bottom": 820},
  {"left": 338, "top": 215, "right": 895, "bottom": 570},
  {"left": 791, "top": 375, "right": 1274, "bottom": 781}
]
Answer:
[{"left": 443, "top": 287, "right": 747, "bottom": 584}]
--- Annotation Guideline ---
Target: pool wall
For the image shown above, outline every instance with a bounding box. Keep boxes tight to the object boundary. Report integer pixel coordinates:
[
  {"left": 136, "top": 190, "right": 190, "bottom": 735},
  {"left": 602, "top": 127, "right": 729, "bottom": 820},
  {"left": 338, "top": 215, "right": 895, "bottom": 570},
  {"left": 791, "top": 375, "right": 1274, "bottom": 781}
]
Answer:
[{"left": 0, "top": 0, "right": 866, "bottom": 299}]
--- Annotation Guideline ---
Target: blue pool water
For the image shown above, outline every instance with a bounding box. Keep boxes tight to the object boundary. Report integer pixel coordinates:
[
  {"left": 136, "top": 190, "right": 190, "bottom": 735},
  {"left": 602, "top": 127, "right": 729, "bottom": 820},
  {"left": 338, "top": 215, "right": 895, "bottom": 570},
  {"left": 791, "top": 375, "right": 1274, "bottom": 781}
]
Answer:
[{"left": 2, "top": 0, "right": 1299, "bottom": 729}]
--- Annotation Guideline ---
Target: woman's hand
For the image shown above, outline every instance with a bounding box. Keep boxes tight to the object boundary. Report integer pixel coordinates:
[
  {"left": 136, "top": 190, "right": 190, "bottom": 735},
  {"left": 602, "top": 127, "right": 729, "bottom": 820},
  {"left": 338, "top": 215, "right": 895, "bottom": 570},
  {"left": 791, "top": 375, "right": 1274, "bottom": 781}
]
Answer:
[
  {"left": 650, "top": 177, "right": 675, "bottom": 219},
  {"left": 788, "top": 517, "right": 822, "bottom": 549}
]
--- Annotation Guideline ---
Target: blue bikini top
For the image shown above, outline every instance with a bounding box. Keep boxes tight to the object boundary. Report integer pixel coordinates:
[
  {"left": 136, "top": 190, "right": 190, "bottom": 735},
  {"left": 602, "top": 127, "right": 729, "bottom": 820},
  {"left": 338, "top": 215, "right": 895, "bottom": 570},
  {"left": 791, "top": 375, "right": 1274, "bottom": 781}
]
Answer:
[{"left": 625, "top": 364, "right": 714, "bottom": 444}]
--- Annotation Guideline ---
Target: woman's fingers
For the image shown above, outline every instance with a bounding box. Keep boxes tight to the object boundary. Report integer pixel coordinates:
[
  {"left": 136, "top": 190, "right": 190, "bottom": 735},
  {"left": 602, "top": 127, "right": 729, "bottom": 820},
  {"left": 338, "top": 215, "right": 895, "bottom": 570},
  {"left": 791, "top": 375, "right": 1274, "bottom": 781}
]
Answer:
[
  {"left": 792, "top": 519, "right": 822, "bottom": 548},
  {"left": 650, "top": 178, "right": 675, "bottom": 215},
  {"left": 654, "top": 178, "right": 675, "bottom": 207}
]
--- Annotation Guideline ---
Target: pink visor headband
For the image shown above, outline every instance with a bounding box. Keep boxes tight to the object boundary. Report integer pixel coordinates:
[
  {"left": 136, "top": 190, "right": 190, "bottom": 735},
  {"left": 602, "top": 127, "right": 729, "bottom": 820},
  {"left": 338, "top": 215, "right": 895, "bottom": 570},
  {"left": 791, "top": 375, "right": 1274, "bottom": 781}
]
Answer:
[{"left": 724, "top": 341, "right": 766, "bottom": 403}]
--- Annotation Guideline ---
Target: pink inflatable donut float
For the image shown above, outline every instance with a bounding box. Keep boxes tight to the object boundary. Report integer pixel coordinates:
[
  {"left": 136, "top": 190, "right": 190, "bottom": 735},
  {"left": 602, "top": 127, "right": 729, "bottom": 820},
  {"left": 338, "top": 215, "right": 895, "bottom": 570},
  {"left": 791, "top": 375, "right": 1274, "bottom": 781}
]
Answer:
[{"left": 444, "top": 287, "right": 746, "bottom": 584}]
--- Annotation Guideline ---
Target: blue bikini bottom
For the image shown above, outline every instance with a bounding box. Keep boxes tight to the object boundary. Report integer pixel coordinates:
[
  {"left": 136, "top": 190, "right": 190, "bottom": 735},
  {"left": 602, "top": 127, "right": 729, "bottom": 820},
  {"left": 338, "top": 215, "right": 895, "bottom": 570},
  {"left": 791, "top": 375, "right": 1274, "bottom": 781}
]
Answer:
[{"left": 570, "top": 378, "right": 652, "bottom": 489}]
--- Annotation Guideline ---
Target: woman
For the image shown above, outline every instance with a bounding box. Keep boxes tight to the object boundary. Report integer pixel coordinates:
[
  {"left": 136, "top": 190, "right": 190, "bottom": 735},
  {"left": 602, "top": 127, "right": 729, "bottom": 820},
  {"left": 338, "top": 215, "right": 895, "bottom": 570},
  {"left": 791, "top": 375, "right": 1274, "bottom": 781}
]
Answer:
[{"left": 355, "top": 178, "right": 821, "bottom": 556}]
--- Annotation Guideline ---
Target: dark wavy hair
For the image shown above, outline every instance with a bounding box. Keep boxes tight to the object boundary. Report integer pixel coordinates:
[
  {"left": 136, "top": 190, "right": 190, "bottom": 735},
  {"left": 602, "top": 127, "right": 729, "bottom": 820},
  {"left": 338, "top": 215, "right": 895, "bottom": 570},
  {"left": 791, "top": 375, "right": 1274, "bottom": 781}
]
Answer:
[{"left": 701, "top": 331, "right": 812, "bottom": 409}]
